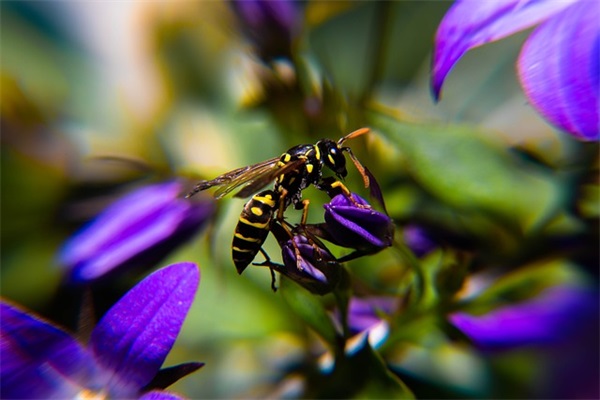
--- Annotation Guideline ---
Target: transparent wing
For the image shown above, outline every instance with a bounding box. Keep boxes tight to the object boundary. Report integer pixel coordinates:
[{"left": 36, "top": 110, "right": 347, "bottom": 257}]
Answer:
[
  {"left": 186, "top": 157, "right": 279, "bottom": 199},
  {"left": 186, "top": 157, "right": 307, "bottom": 199},
  {"left": 233, "top": 158, "right": 306, "bottom": 198}
]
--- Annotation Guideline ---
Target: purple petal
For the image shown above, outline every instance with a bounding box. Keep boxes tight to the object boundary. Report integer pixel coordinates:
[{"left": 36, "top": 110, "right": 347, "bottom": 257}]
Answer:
[
  {"left": 402, "top": 224, "right": 437, "bottom": 258},
  {"left": 90, "top": 262, "right": 199, "bottom": 397},
  {"left": 139, "top": 390, "right": 185, "bottom": 400},
  {"left": 324, "top": 194, "right": 393, "bottom": 250},
  {"left": 450, "top": 285, "right": 599, "bottom": 350},
  {"left": 231, "top": 0, "right": 302, "bottom": 61},
  {"left": 0, "top": 301, "right": 96, "bottom": 399},
  {"left": 60, "top": 181, "right": 214, "bottom": 282},
  {"left": 432, "top": 0, "right": 578, "bottom": 99},
  {"left": 518, "top": 1, "right": 599, "bottom": 140},
  {"left": 346, "top": 297, "right": 399, "bottom": 335}
]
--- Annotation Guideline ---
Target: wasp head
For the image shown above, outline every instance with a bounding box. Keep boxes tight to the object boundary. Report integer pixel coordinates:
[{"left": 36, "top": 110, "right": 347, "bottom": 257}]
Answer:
[{"left": 317, "top": 139, "right": 347, "bottom": 179}]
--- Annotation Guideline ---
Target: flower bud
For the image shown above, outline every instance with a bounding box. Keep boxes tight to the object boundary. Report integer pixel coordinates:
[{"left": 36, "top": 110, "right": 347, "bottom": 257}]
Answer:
[
  {"left": 322, "top": 193, "right": 393, "bottom": 252},
  {"left": 231, "top": 0, "right": 302, "bottom": 62},
  {"left": 278, "top": 234, "right": 341, "bottom": 295}
]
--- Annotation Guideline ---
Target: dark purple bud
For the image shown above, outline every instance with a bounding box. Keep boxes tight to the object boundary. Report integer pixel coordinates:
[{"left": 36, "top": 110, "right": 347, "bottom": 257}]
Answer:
[
  {"left": 402, "top": 224, "right": 437, "bottom": 257},
  {"left": 279, "top": 234, "right": 341, "bottom": 295},
  {"left": 59, "top": 181, "right": 215, "bottom": 283},
  {"left": 323, "top": 193, "right": 394, "bottom": 252},
  {"left": 231, "top": 0, "right": 303, "bottom": 61}
]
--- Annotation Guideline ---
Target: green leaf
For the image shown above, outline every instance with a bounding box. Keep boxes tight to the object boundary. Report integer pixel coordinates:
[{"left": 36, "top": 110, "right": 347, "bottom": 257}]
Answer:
[
  {"left": 368, "top": 111, "right": 563, "bottom": 231},
  {"left": 280, "top": 275, "right": 340, "bottom": 347}
]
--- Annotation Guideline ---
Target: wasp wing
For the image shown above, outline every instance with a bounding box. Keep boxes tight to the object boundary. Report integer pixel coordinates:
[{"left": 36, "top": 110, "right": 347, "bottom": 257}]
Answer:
[
  {"left": 233, "top": 158, "right": 306, "bottom": 198},
  {"left": 186, "top": 157, "right": 279, "bottom": 199}
]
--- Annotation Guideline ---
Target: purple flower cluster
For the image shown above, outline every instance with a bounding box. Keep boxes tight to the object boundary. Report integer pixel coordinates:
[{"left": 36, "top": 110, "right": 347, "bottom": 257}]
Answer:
[
  {"left": 4, "top": 182, "right": 216, "bottom": 397},
  {"left": 433, "top": 0, "right": 599, "bottom": 141},
  {"left": 1, "top": 262, "right": 201, "bottom": 399},
  {"left": 265, "top": 192, "right": 394, "bottom": 294}
]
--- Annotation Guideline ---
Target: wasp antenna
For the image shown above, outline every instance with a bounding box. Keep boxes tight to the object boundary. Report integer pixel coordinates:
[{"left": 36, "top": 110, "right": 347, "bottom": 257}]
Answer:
[
  {"left": 337, "top": 127, "right": 370, "bottom": 146},
  {"left": 344, "top": 147, "right": 370, "bottom": 188},
  {"left": 185, "top": 190, "right": 198, "bottom": 199},
  {"left": 185, "top": 181, "right": 209, "bottom": 198}
]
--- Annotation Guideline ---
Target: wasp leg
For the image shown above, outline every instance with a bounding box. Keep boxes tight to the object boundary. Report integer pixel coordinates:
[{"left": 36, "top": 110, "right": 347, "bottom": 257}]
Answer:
[
  {"left": 299, "top": 199, "right": 310, "bottom": 225},
  {"left": 273, "top": 189, "right": 305, "bottom": 272},
  {"left": 320, "top": 179, "right": 369, "bottom": 209},
  {"left": 253, "top": 248, "right": 281, "bottom": 292},
  {"left": 276, "top": 188, "right": 290, "bottom": 221}
]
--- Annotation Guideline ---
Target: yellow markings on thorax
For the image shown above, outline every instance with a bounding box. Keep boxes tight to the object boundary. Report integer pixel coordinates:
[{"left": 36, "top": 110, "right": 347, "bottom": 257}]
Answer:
[
  {"left": 306, "top": 164, "right": 314, "bottom": 174},
  {"left": 282, "top": 153, "right": 292, "bottom": 162},
  {"left": 314, "top": 145, "right": 321, "bottom": 160},
  {"left": 239, "top": 216, "right": 269, "bottom": 229}
]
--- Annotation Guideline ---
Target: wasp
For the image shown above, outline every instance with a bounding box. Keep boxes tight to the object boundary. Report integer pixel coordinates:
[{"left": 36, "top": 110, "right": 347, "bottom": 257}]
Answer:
[{"left": 187, "top": 127, "right": 382, "bottom": 273}]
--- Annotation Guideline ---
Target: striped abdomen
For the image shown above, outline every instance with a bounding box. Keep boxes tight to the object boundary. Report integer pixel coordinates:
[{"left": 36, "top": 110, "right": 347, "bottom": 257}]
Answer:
[{"left": 232, "top": 190, "right": 279, "bottom": 274}]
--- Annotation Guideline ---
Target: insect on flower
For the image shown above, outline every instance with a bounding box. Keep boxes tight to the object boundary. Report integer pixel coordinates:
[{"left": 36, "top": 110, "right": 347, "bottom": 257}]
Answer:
[
  {"left": 187, "top": 128, "right": 385, "bottom": 274},
  {"left": 256, "top": 220, "right": 343, "bottom": 294}
]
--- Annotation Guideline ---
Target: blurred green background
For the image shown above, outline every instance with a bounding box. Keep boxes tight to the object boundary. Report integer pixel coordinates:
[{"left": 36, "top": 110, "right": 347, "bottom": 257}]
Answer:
[{"left": 1, "top": 1, "right": 597, "bottom": 399}]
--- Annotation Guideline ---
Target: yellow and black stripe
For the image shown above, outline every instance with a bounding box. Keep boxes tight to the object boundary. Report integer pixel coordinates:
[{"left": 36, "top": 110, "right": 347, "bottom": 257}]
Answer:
[{"left": 232, "top": 190, "right": 280, "bottom": 274}]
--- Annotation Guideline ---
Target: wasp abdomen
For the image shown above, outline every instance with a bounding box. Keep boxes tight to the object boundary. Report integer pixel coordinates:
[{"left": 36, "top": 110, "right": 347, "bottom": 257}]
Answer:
[{"left": 232, "top": 190, "right": 279, "bottom": 274}]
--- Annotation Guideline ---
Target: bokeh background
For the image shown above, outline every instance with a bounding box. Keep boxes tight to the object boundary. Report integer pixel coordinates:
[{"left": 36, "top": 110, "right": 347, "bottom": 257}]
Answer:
[{"left": 2, "top": 1, "right": 598, "bottom": 399}]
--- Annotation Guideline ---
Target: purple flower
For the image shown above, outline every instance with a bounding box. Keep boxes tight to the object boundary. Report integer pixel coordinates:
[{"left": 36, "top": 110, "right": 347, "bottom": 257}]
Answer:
[
  {"left": 329, "top": 297, "right": 398, "bottom": 357},
  {"left": 345, "top": 296, "right": 399, "bottom": 336},
  {"left": 450, "top": 285, "right": 598, "bottom": 350},
  {"left": 322, "top": 193, "right": 394, "bottom": 253},
  {"left": 278, "top": 234, "right": 341, "bottom": 295},
  {"left": 1, "top": 262, "right": 201, "bottom": 399},
  {"left": 402, "top": 224, "right": 437, "bottom": 258},
  {"left": 432, "top": 0, "right": 599, "bottom": 141},
  {"left": 231, "top": 0, "right": 303, "bottom": 61},
  {"left": 450, "top": 284, "right": 599, "bottom": 398},
  {"left": 59, "top": 181, "right": 215, "bottom": 283}
]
